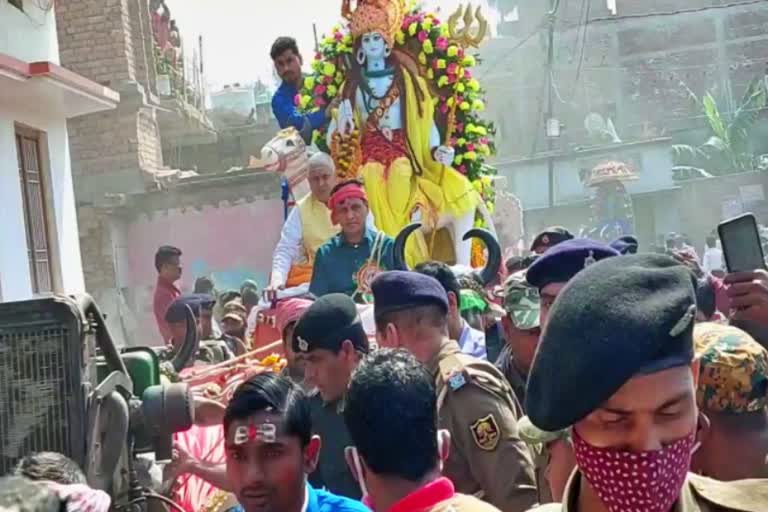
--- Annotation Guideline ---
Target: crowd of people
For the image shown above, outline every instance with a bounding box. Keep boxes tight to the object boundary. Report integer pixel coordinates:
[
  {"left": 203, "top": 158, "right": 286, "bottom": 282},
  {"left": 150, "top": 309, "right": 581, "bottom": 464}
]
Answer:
[
  {"left": 5, "top": 30, "right": 768, "bottom": 512},
  {"left": 146, "top": 220, "right": 768, "bottom": 512}
]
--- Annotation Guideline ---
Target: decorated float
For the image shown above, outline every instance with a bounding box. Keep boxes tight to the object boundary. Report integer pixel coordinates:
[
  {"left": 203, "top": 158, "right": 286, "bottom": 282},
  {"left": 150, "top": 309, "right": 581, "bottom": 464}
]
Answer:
[
  {"left": 174, "top": 6, "right": 522, "bottom": 507},
  {"left": 248, "top": 0, "right": 524, "bottom": 347},
  {"left": 582, "top": 160, "right": 637, "bottom": 242},
  {"left": 257, "top": 0, "right": 509, "bottom": 264}
]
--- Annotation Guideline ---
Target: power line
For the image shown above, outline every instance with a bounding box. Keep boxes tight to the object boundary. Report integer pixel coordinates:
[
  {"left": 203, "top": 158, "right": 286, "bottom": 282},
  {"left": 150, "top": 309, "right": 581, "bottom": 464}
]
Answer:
[{"left": 572, "top": 0, "right": 591, "bottom": 88}]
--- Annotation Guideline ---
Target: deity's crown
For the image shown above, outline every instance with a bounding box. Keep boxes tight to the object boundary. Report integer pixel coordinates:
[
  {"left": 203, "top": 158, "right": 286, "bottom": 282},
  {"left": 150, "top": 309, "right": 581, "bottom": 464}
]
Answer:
[{"left": 343, "top": 0, "right": 405, "bottom": 49}]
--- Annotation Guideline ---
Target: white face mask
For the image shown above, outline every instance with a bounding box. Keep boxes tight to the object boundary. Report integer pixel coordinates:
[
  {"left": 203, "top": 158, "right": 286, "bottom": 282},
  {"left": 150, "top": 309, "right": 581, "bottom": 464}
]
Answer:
[{"left": 345, "top": 430, "right": 452, "bottom": 506}]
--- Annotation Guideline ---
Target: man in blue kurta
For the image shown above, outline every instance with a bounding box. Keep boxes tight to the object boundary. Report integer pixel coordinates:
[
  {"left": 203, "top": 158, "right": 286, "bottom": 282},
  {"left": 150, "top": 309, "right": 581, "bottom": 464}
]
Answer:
[
  {"left": 270, "top": 37, "right": 334, "bottom": 143},
  {"left": 310, "top": 181, "right": 395, "bottom": 301},
  {"left": 224, "top": 372, "right": 369, "bottom": 512}
]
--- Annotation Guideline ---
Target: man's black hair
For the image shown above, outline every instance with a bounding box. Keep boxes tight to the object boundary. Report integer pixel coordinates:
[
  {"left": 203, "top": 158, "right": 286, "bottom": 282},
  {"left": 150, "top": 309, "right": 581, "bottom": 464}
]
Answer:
[
  {"left": 330, "top": 179, "right": 365, "bottom": 197},
  {"left": 224, "top": 372, "right": 312, "bottom": 446},
  {"left": 194, "top": 276, "right": 215, "bottom": 294},
  {"left": 505, "top": 256, "right": 526, "bottom": 274},
  {"left": 0, "top": 476, "right": 61, "bottom": 512},
  {"left": 14, "top": 452, "right": 87, "bottom": 485},
  {"left": 241, "top": 288, "right": 260, "bottom": 308},
  {"left": 344, "top": 349, "right": 438, "bottom": 482},
  {"left": 696, "top": 277, "right": 716, "bottom": 320},
  {"left": 706, "top": 235, "right": 717, "bottom": 248},
  {"left": 270, "top": 36, "right": 300, "bottom": 61},
  {"left": 413, "top": 261, "right": 461, "bottom": 301},
  {"left": 155, "top": 245, "right": 182, "bottom": 273}
]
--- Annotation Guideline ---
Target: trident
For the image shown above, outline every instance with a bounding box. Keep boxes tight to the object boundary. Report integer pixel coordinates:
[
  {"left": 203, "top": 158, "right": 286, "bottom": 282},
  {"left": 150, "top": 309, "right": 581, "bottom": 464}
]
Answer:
[
  {"left": 442, "top": 3, "right": 489, "bottom": 144},
  {"left": 447, "top": 3, "right": 489, "bottom": 49}
]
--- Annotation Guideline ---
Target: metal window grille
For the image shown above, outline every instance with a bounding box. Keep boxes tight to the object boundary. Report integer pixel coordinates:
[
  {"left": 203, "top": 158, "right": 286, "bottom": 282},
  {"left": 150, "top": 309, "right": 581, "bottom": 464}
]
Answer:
[{"left": 0, "top": 297, "right": 88, "bottom": 474}]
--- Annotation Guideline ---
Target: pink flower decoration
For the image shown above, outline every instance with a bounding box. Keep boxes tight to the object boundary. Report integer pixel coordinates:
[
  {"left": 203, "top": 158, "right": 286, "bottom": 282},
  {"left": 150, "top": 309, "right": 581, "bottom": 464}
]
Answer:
[
  {"left": 439, "top": 103, "right": 449, "bottom": 114},
  {"left": 467, "top": 143, "right": 476, "bottom": 151},
  {"left": 458, "top": 48, "right": 465, "bottom": 59},
  {"left": 459, "top": 164, "right": 467, "bottom": 174},
  {"left": 335, "top": 32, "right": 344, "bottom": 41},
  {"left": 418, "top": 30, "right": 428, "bottom": 43},
  {"left": 323, "top": 75, "right": 333, "bottom": 84},
  {"left": 315, "top": 97, "right": 327, "bottom": 107},
  {"left": 455, "top": 122, "right": 464, "bottom": 132},
  {"left": 314, "top": 84, "right": 327, "bottom": 95},
  {"left": 447, "top": 62, "right": 458, "bottom": 75},
  {"left": 450, "top": 137, "right": 457, "bottom": 146},
  {"left": 436, "top": 37, "right": 449, "bottom": 51},
  {"left": 315, "top": 52, "right": 322, "bottom": 60},
  {"left": 464, "top": 69, "right": 472, "bottom": 79},
  {"left": 480, "top": 137, "right": 489, "bottom": 145}
]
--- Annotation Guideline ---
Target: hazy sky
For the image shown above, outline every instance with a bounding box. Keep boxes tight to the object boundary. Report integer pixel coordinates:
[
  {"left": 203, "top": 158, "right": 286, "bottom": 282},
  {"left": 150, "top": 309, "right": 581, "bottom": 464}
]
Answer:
[{"left": 171, "top": 0, "right": 500, "bottom": 90}]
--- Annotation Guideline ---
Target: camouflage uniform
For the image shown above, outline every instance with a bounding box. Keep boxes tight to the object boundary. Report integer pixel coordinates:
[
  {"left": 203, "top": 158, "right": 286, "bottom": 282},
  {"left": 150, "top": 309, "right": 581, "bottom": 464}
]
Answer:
[
  {"left": 495, "top": 270, "right": 540, "bottom": 408},
  {"left": 694, "top": 322, "right": 768, "bottom": 415},
  {"left": 497, "top": 271, "right": 555, "bottom": 504}
]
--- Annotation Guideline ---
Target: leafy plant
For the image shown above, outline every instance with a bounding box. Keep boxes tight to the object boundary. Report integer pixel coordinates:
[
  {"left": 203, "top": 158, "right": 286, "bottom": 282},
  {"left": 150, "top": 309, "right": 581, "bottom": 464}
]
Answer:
[{"left": 672, "top": 78, "right": 767, "bottom": 180}]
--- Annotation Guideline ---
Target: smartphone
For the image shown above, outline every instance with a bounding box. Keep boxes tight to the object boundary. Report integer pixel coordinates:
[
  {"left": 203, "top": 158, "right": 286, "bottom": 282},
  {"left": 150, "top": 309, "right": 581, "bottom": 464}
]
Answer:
[{"left": 718, "top": 213, "right": 767, "bottom": 273}]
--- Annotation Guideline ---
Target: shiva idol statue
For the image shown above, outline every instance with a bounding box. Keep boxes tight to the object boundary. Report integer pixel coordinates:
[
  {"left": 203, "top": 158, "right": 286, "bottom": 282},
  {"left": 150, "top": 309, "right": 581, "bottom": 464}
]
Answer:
[{"left": 327, "top": 0, "right": 482, "bottom": 268}]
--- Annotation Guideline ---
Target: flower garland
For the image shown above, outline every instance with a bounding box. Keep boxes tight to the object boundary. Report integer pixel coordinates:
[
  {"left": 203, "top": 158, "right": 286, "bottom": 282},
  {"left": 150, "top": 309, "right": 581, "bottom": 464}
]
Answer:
[{"left": 295, "top": 5, "right": 497, "bottom": 215}]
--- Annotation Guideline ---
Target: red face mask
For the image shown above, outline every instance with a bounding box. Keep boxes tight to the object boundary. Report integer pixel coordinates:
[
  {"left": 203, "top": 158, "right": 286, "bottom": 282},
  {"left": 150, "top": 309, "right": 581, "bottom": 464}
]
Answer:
[{"left": 572, "top": 429, "right": 695, "bottom": 512}]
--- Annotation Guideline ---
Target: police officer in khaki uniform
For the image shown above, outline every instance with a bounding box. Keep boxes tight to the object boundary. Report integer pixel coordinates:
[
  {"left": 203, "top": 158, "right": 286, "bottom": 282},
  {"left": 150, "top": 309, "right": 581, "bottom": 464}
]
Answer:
[
  {"left": 371, "top": 271, "right": 538, "bottom": 512},
  {"left": 523, "top": 254, "right": 768, "bottom": 512}
]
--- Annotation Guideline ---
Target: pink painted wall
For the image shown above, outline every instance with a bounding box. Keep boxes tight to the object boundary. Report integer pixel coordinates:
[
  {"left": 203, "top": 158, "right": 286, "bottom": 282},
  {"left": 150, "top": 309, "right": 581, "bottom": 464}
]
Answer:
[{"left": 125, "top": 199, "right": 284, "bottom": 342}]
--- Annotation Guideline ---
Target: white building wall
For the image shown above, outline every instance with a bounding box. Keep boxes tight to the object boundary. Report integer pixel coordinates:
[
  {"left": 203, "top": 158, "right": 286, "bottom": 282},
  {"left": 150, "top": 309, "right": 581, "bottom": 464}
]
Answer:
[
  {"left": 0, "top": 1, "right": 60, "bottom": 63},
  {"left": 0, "top": 118, "right": 34, "bottom": 300},
  {"left": 0, "top": 108, "right": 86, "bottom": 301},
  {"left": 0, "top": 2, "right": 87, "bottom": 301}
]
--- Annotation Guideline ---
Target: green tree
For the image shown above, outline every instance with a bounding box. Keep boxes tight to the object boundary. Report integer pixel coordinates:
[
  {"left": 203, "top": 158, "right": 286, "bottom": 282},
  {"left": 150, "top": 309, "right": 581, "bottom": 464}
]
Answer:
[{"left": 672, "top": 78, "right": 767, "bottom": 180}]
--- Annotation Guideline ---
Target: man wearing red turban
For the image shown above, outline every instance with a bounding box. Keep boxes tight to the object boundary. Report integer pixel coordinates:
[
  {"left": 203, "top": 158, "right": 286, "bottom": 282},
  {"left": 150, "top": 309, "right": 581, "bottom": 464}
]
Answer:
[
  {"left": 275, "top": 298, "right": 314, "bottom": 387},
  {"left": 309, "top": 181, "right": 395, "bottom": 301}
]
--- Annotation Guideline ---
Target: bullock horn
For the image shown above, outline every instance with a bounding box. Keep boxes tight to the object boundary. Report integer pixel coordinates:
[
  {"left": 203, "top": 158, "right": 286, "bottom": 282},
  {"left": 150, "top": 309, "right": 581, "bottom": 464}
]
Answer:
[
  {"left": 462, "top": 228, "right": 502, "bottom": 285},
  {"left": 393, "top": 223, "right": 422, "bottom": 271}
]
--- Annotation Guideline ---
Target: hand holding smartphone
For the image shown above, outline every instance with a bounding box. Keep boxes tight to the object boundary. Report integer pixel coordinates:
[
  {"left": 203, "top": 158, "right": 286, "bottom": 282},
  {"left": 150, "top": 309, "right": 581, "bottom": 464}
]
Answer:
[{"left": 718, "top": 213, "right": 767, "bottom": 273}]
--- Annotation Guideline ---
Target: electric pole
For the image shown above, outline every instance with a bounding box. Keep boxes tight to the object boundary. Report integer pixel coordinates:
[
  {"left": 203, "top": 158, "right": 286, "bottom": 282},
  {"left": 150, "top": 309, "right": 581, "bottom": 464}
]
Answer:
[{"left": 545, "top": 0, "right": 560, "bottom": 208}]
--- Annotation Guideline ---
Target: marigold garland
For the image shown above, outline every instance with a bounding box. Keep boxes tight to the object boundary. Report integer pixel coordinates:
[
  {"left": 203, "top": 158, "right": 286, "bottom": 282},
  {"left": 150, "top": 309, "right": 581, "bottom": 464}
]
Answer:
[{"left": 296, "top": 5, "right": 498, "bottom": 216}]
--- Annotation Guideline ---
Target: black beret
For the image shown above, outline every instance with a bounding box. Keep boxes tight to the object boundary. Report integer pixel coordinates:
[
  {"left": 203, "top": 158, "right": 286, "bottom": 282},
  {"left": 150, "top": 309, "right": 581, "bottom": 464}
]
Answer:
[
  {"left": 372, "top": 271, "right": 449, "bottom": 318},
  {"left": 293, "top": 293, "right": 369, "bottom": 354},
  {"left": 526, "top": 238, "right": 619, "bottom": 290},
  {"left": 530, "top": 226, "right": 574, "bottom": 252},
  {"left": 165, "top": 295, "right": 202, "bottom": 323},
  {"left": 525, "top": 254, "right": 698, "bottom": 431},
  {"left": 610, "top": 235, "right": 639, "bottom": 255},
  {"left": 192, "top": 293, "right": 216, "bottom": 310}
]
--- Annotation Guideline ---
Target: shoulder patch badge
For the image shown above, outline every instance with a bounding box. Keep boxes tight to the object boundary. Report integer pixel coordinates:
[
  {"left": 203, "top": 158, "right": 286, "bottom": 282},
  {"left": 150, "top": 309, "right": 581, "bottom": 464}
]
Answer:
[
  {"left": 470, "top": 414, "right": 500, "bottom": 451},
  {"left": 448, "top": 371, "right": 467, "bottom": 391}
]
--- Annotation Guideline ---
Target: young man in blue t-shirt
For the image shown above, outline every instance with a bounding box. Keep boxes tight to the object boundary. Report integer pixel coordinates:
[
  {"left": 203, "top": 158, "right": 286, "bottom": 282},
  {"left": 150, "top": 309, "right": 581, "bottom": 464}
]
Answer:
[{"left": 224, "top": 372, "right": 369, "bottom": 512}]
